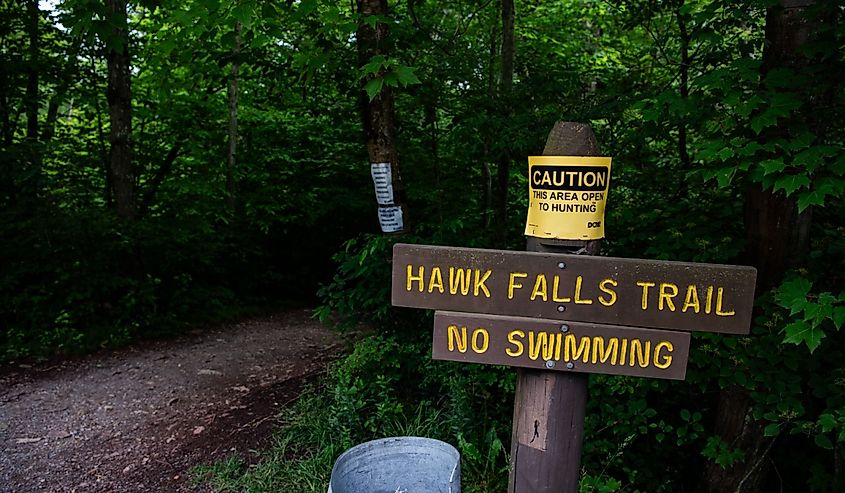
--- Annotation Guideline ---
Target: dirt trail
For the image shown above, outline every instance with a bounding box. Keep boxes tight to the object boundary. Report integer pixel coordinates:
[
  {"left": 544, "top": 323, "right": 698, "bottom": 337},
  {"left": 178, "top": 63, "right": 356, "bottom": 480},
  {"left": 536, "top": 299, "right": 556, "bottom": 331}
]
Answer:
[{"left": 0, "top": 309, "right": 339, "bottom": 492}]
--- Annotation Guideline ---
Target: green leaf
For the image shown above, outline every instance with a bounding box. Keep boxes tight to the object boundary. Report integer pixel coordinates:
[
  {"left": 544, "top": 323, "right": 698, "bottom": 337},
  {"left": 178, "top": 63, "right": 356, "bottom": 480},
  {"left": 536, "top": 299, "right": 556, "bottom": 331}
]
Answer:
[
  {"left": 736, "top": 94, "right": 763, "bottom": 118},
  {"left": 737, "top": 141, "right": 762, "bottom": 157},
  {"left": 833, "top": 154, "right": 845, "bottom": 176},
  {"left": 772, "top": 174, "right": 811, "bottom": 196},
  {"left": 814, "top": 434, "right": 834, "bottom": 450},
  {"left": 716, "top": 168, "right": 735, "bottom": 188},
  {"left": 763, "top": 423, "right": 780, "bottom": 437},
  {"left": 778, "top": 278, "right": 812, "bottom": 306},
  {"left": 363, "top": 14, "right": 381, "bottom": 28},
  {"left": 717, "top": 147, "right": 734, "bottom": 161},
  {"left": 803, "top": 302, "right": 823, "bottom": 324},
  {"left": 382, "top": 71, "right": 399, "bottom": 87},
  {"left": 768, "top": 92, "right": 803, "bottom": 118},
  {"left": 221, "top": 31, "right": 236, "bottom": 48},
  {"left": 784, "top": 320, "right": 825, "bottom": 353},
  {"left": 251, "top": 34, "right": 269, "bottom": 49},
  {"left": 232, "top": 4, "right": 253, "bottom": 25},
  {"left": 393, "top": 65, "right": 421, "bottom": 86},
  {"left": 797, "top": 189, "right": 826, "bottom": 212},
  {"left": 681, "top": 409, "right": 691, "bottom": 421},
  {"left": 792, "top": 145, "right": 840, "bottom": 173},
  {"left": 364, "top": 77, "right": 384, "bottom": 101},
  {"left": 760, "top": 158, "right": 785, "bottom": 176},
  {"left": 339, "top": 21, "right": 358, "bottom": 34},
  {"left": 832, "top": 306, "right": 845, "bottom": 330},
  {"left": 786, "top": 130, "right": 815, "bottom": 151},
  {"left": 299, "top": 0, "right": 317, "bottom": 16},
  {"left": 361, "top": 55, "right": 388, "bottom": 76},
  {"left": 751, "top": 112, "right": 778, "bottom": 134},
  {"left": 818, "top": 414, "right": 837, "bottom": 433}
]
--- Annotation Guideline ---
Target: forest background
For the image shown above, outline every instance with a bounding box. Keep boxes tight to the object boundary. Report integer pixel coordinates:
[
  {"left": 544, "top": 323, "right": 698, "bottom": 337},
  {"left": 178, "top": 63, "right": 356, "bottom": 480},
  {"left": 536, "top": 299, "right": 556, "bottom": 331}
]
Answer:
[{"left": 2, "top": 0, "right": 844, "bottom": 491}]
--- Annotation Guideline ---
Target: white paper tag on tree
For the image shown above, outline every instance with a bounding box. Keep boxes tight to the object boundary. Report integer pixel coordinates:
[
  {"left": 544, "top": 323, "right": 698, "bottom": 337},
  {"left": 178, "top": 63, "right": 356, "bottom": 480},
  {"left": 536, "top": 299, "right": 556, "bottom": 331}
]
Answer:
[
  {"left": 378, "top": 206, "right": 403, "bottom": 233},
  {"left": 371, "top": 162, "right": 394, "bottom": 205}
]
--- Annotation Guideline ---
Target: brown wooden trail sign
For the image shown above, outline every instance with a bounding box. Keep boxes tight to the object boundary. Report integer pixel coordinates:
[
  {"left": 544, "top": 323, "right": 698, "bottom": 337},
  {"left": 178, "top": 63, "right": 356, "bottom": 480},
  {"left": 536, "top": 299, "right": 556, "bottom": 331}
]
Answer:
[
  {"left": 433, "top": 312, "right": 691, "bottom": 380},
  {"left": 392, "top": 243, "right": 757, "bottom": 334}
]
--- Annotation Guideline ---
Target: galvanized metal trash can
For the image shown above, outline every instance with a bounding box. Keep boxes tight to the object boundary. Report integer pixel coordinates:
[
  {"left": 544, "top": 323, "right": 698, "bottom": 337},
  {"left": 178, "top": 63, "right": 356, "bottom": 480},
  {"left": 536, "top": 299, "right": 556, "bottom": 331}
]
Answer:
[{"left": 328, "top": 436, "right": 461, "bottom": 493}]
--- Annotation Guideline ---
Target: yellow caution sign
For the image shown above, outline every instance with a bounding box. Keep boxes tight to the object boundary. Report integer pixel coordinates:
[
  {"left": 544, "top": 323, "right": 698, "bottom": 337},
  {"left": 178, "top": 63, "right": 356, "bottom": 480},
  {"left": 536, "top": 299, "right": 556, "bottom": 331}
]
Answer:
[{"left": 524, "top": 156, "right": 612, "bottom": 240}]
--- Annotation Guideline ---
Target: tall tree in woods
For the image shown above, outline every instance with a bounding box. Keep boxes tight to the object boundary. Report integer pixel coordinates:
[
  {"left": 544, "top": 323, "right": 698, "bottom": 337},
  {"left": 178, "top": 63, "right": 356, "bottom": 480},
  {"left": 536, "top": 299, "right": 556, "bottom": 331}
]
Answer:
[
  {"left": 675, "top": 0, "right": 691, "bottom": 168},
  {"left": 699, "top": 1, "right": 836, "bottom": 491},
  {"left": 356, "top": 0, "right": 408, "bottom": 234},
  {"left": 494, "top": 0, "right": 514, "bottom": 245},
  {"left": 106, "top": 0, "right": 135, "bottom": 220},
  {"left": 226, "top": 21, "right": 241, "bottom": 211},
  {"left": 25, "top": 0, "right": 39, "bottom": 141}
]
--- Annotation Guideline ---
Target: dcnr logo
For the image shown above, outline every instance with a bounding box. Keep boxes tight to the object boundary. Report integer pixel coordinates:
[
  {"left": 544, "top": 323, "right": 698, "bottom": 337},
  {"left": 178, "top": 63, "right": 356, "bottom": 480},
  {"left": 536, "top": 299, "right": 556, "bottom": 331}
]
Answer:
[{"left": 587, "top": 221, "right": 602, "bottom": 228}]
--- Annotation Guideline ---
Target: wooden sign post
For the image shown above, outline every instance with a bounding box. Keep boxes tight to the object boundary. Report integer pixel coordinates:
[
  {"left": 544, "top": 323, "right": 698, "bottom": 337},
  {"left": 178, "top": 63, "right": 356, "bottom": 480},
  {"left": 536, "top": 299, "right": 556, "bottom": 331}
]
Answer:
[
  {"left": 389, "top": 123, "right": 757, "bottom": 492},
  {"left": 515, "top": 123, "right": 603, "bottom": 493}
]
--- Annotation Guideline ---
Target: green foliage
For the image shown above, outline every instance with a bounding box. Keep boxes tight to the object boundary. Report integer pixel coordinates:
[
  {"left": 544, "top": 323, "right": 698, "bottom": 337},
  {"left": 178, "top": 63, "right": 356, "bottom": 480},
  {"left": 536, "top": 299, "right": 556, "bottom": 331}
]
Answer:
[
  {"left": 776, "top": 277, "right": 845, "bottom": 352},
  {"left": 361, "top": 55, "right": 421, "bottom": 101}
]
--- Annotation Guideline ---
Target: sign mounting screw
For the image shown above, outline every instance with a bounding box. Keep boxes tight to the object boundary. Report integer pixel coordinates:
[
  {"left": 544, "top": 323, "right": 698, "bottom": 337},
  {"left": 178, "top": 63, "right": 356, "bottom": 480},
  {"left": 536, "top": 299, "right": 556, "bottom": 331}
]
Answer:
[
  {"left": 557, "top": 261, "right": 566, "bottom": 269},
  {"left": 545, "top": 360, "right": 555, "bottom": 369},
  {"left": 557, "top": 305, "right": 566, "bottom": 313},
  {"left": 560, "top": 324, "right": 569, "bottom": 332},
  {"left": 566, "top": 362, "right": 575, "bottom": 370}
]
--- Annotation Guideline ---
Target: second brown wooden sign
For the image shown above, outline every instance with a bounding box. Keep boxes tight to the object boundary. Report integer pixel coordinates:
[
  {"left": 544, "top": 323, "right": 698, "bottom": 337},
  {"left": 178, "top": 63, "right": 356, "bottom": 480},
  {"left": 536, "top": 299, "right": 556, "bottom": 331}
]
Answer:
[{"left": 433, "top": 312, "right": 690, "bottom": 380}]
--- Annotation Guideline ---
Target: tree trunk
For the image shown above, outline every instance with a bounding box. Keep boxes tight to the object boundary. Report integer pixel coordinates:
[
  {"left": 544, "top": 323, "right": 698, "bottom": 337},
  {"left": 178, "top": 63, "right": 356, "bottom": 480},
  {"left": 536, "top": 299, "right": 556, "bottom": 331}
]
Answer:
[
  {"left": 699, "top": 2, "right": 825, "bottom": 492},
  {"left": 1, "top": 98, "right": 9, "bottom": 146},
  {"left": 494, "top": 0, "right": 514, "bottom": 245},
  {"left": 226, "top": 21, "right": 241, "bottom": 211},
  {"left": 25, "top": 0, "right": 39, "bottom": 141},
  {"left": 106, "top": 0, "right": 136, "bottom": 220},
  {"left": 91, "top": 54, "right": 111, "bottom": 207},
  {"left": 356, "top": 0, "right": 408, "bottom": 234},
  {"left": 481, "top": 19, "right": 497, "bottom": 231},
  {"left": 676, "top": 0, "right": 690, "bottom": 168}
]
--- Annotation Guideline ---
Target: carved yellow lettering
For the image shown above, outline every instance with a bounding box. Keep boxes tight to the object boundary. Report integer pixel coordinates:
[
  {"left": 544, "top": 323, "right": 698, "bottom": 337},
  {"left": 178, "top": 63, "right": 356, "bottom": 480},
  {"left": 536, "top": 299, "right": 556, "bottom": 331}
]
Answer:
[
  {"left": 654, "top": 341, "right": 674, "bottom": 369},
  {"left": 530, "top": 275, "right": 548, "bottom": 301},
  {"left": 705, "top": 286, "right": 714, "bottom": 314},
  {"left": 428, "top": 266, "right": 444, "bottom": 293},
  {"left": 447, "top": 324, "right": 467, "bottom": 353},
  {"left": 449, "top": 267, "right": 471, "bottom": 295},
  {"left": 637, "top": 281, "right": 655, "bottom": 310},
  {"left": 407, "top": 265, "right": 424, "bottom": 292},
  {"left": 552, "top": 275, "right": 572, "bottom": 302},
  {"left": 682, "top": 285, "right": 700, "bottom": 313},
  {"left": 565, "top": 334, "right": 590, "bottom": 363},
  {"left": 574, "top": 276, "right": 593, "bottom": 304},
  {"left": 591, "top": 337, "right": 618, "bottom": 364},
  {"left": 506, "top": 330, "right": 525, "bottom": 357},
  {"left": 528, "top": 331, "right": 549, "bottom": 360},
  {"left": 659, "top": 283, "right": 679, "bottom": 312},
  {"left": 508, "top": 272, "right": 528, "bottom": 299},
  {"left": 471, "top": 328, "right": 489, "bottom": 353},
  {"left": 598, "top": 279, "right": 618, "bottom": 306},
  {"left": 473, "top": 269, "right": 492, "bottom": 298},
  {"left": 629, "top": 339, "right": 651, "bottom": 368},
  {"left": 716, "top": 287, "right": 736, "bottom": 316},
  {"left": 554, "top": 333, "right": 562, "bottom": 360},
  {"left": 619, "top": 338, "right": 628, "bottom": 363}
]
